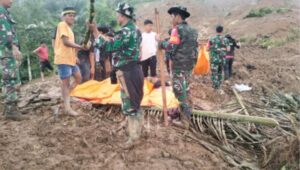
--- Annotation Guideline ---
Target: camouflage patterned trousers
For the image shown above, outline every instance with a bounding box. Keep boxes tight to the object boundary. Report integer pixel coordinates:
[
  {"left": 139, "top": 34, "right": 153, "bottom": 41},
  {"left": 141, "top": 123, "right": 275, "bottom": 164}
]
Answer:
[
  {"left": 116, "top": 64, "right": 144, "bottom": 117},
  {"left": 172, "top": 69, "right": 192, "bottom": 118},
  {"left": 210, "top": 62, "right": 223, "bottom": 89},
  {"left": 0, "top": 56, "right": 21, "bottom": 114}
]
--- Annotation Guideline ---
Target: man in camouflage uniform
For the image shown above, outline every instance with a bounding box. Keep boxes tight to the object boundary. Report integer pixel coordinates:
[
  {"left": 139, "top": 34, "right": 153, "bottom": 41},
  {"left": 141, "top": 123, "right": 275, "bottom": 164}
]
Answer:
[
  {"left": 0, "top": 0, "right": 25, "bottom": 121},
  {"left": 89, "top": 3, "right": 144, "bottom": 145},
  {"left": 161, "top": 6, "right": 198, "bottom": 128},
  {"left": 208, "top": 25, "right": 228, "bottom": 93}
]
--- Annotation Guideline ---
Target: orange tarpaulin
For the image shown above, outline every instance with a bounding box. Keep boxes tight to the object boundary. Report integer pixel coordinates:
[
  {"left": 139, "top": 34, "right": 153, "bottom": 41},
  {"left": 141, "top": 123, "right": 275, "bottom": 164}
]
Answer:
[
  {"left": 193, "top": 46, "right": 210, "bottom": 75},
  {"left": 70, "top": 79, "right": 179, "bottom": 108}
]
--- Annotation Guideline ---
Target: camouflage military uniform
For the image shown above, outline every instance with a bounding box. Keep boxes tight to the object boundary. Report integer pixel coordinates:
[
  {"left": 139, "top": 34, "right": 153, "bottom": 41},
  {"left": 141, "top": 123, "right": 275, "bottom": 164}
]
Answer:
[
  {"left": 209, "top": 35, "right": 227, "bottom": 89},
  {"left": 95, "top": 20, "right": 143, "bottom": 117},
  {"left": 0, "top": 5, "right": 21, "bottom": 115},
  {"left": 161, "top": 21, "right": 198, "bottom": 118}
]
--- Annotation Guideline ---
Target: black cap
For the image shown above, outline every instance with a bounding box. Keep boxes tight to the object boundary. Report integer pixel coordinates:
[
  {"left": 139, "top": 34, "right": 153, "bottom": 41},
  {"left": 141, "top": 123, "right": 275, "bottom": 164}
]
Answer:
[{"left": 168, "top": 6, "right": 190, "bottom": 19}]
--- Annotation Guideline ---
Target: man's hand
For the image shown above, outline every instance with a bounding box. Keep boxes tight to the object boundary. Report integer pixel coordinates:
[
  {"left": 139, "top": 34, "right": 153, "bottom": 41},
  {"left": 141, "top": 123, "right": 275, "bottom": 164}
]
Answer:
[
  {"left": 12, "top": 45, "right": 23, "bottom": 62},
  {"left": 87, "top": 21, "right": 97, "bottom": 31},
  {"left": 156, "top": 33, "right": 162, "bottom": 41}
]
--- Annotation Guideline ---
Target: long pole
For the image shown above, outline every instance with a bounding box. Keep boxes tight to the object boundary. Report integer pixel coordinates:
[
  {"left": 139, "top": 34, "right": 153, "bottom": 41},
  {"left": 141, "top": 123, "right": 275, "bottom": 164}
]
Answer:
[
  {"left": 155, "top": 8, "right": 168, "bottom": 126},
  {"left": 27, "top": 56, "right": 32, "bottom": 81},
  {"left": 83, "top": 0, "right": 95, "bottom": 47}
]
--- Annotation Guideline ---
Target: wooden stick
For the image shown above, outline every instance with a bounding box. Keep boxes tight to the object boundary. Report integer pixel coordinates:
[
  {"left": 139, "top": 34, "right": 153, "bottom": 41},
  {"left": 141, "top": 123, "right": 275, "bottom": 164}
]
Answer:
[{"left": 155, "top": 8, "right": 168, "bottom": 126}]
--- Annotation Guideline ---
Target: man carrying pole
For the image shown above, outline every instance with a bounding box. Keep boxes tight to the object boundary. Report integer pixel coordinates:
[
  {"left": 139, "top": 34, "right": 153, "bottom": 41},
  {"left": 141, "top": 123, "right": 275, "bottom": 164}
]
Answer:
[
  {"left": 88, "top": 3, "right": 144, "bottom": 147},
  {"left": 160, "top": 6, "right": 198, "bottom": 129}
]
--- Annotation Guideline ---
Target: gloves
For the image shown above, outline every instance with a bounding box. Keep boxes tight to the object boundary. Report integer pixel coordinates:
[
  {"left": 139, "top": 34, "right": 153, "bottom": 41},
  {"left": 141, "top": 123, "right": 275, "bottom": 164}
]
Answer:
[{"left": 110, "top": 69, "right": 117, "bottom": 84}]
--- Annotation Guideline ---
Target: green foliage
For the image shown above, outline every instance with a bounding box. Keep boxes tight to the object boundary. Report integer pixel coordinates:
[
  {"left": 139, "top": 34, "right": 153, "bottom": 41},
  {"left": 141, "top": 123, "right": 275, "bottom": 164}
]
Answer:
[
  {"left": 245, "top": 7, "right": 273, "bottom": 18},
  {"left": 258, "top": 28, "right": 300, "bottom": 48},
  {"left": 241, "top": 28, "right": 300, "bottom": 49},
  {"left": 244, "top": 7, "right": 291, "bottom": 19},
  {"left": 6, "top": 0, "right": 117, "bottom": 82},
  {"left": 2, "top": 0, "right": 156, "bottom": 83},
  {"left": 276, "top": 7, "right": 291, "bottom": 14}
]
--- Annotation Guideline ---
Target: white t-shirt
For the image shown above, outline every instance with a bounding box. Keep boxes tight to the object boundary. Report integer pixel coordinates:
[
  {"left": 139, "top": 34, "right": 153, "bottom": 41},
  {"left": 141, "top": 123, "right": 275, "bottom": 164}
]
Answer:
[{"left": 141, "top": 31, "right": 158, "bottom": 61}]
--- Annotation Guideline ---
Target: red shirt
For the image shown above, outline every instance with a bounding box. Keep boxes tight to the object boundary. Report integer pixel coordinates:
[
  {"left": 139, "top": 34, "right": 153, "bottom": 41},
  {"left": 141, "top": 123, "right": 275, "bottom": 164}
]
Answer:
[{"left": 36, "top": 46, "right": 49, "bottom": 61}]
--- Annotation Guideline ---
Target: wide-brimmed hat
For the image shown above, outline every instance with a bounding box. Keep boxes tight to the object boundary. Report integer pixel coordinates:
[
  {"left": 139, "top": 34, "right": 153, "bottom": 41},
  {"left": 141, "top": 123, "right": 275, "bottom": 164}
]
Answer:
[
  {"left": 116, "top": 2, "right": 135, "bottom": 19},
  {"left": 168, "top": 6, "right": 190, "bottom": 18}
]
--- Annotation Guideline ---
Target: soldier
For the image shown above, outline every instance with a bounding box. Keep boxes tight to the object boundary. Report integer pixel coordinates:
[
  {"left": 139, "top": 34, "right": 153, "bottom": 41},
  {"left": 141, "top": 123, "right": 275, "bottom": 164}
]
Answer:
[
  {"left": 161, "top": 6, "right": 198, "bottom": 128},
  {"left": 207, "top": 25, "right": 228, "bottom": 93},
  {"left": 89, "top": 3, "right": 144, "bottom": 146},
  {"left": 0, "top": 0, "right": 26, "bottom": 121}
]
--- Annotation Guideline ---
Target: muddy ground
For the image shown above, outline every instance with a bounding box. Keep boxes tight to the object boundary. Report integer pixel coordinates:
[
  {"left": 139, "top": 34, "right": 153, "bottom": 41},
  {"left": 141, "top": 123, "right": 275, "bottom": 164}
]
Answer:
[
  {"left": 0, "top": 78, "right": 230, "bottom": 169},
  {"left": 1, "top": 0, "right": 300, "bottom": 169}
]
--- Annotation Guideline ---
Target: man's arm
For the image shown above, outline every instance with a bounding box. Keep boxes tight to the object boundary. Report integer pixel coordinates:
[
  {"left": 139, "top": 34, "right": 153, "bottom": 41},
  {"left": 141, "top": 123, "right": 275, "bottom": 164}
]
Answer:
[
  {"left": 159, "top": 28, "right": 180, "bottom": 56},
  {"left": 0, "top": 13, "right": 18, "bottom": 48},
  {"left": 0, "top": 14, "right": 22, "bottom": 61},
  {"left": 32, "top": 47, "right": 40, "bottom": 54},
  {"left": 62, "top": 36, "right": 82, "bottom": 50}
]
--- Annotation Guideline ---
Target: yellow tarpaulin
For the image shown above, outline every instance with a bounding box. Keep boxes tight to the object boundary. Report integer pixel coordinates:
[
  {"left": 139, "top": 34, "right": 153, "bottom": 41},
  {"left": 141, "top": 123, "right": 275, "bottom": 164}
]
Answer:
[{"left": 70, "top": 79, "right": 179, "bottom": 108}]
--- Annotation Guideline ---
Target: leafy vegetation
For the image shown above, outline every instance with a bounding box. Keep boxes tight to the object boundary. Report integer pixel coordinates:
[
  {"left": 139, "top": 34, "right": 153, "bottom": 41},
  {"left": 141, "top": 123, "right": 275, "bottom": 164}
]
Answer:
[
  {"left": 244, "top": 7, "right": 273, "bottom": 18},
  {"left": 4, "top": 0, "right": 150, "bottom": 83}
]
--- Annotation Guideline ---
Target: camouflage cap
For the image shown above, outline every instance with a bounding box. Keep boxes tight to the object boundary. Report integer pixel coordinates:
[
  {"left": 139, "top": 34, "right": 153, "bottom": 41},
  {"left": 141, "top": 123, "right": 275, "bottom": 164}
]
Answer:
[
  {"left": 115, "top": 2, "right": 135, "bottom": 19},
  {"left": 168, "top": 6, "right": 190, "bottom": 18}
]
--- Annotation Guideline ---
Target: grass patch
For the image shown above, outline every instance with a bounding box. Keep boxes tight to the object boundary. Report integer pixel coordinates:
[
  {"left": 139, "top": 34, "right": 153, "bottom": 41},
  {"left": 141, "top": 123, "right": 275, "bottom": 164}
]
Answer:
[
  {"left": 276, "top": 7, "right": 291, "bottom": 14},
  {"left": 259, "top": 29, "right": 300, "bottom": 48},
  {"left": 239, "top": 28, "right": 300, "bottom": 49},
  {"left": 244, "top": 7, "right": 291, "bottom": 18},
  {"left": 245, "top": 8, "right": 273, "bottom": 18}
]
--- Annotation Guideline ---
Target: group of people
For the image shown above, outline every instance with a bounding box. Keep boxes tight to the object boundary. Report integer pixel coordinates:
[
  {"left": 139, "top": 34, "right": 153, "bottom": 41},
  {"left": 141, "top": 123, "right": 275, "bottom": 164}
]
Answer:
[{"left": 0, "top": 0, "right": 240, "bottom": 146}]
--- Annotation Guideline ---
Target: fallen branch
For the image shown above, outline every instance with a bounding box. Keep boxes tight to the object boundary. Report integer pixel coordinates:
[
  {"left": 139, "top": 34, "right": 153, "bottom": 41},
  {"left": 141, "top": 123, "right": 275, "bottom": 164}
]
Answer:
[
  {"left": 232, "top": 88, "right": 257, "bottom": 131},
  {"left": 192, "top": 110, "right": 279, "bottom": 128},
  {"left": 143, "top": 107, "right": 279, "bottom": 127}
]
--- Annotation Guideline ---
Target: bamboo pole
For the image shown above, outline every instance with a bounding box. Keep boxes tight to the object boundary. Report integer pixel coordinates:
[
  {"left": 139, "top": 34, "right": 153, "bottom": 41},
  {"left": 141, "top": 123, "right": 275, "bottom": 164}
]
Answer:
[
  {"left": 83, "top": 0, "right": 95, "bottom": 47},
  {"left": 155, "top": 8, "right": 168, "bottom": 126}
]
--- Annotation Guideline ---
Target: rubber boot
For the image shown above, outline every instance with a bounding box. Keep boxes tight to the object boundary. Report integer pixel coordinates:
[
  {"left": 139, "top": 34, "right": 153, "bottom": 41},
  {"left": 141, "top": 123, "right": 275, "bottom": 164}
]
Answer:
[
  {"left": 134, "top": 111, "right": 144, "bottom": 138},
  {"left": 123, "top": 114, "right": 143, "bottom": 149}
]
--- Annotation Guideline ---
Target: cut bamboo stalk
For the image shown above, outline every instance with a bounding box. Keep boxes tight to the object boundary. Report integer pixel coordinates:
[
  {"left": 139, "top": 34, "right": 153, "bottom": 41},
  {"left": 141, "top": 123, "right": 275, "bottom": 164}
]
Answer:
[{"left": 83, "top": 0, "right": 95, "bottom": 47}]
